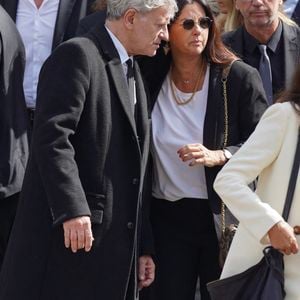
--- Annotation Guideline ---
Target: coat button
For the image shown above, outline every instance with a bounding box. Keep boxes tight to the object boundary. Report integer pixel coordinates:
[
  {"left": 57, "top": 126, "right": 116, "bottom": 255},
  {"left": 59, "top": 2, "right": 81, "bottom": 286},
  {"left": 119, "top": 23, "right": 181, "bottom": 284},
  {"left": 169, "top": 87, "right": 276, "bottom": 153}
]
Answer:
[
  {"left": 127, "top": 222, "right": 134, "bottom": 229},
  {"left": 132, "top": 178, "right": 139, "bottom": 185}
]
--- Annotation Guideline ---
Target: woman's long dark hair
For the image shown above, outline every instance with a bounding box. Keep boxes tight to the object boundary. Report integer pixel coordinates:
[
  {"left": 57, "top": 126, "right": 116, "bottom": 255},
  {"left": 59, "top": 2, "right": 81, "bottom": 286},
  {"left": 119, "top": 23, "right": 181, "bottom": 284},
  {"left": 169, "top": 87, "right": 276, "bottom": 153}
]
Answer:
[
  {"left": 276, "top": 66, "right": 300, "bottom": 114},
  {"left": 170, "top": 0, "right": 237, "bottom": 66}
]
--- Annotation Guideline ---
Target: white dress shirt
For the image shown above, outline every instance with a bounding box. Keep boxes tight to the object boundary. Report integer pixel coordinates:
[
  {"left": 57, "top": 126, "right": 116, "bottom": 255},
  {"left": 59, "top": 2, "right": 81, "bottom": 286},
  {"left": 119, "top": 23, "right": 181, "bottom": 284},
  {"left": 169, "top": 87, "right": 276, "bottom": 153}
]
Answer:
[
  {"left": 16, "top": 0, "right": 59, "bottom": 108},
  {"left": 152, "top": 66, "right": 210, "bottom": 201}
]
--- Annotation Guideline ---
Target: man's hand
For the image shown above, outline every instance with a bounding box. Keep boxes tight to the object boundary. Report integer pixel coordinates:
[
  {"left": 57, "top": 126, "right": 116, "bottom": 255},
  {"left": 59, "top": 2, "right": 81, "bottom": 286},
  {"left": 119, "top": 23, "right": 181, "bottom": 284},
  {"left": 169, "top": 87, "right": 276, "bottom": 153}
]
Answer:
[
  {"left": 138, "top": 255, "right": 155, "bottom": 290},
  {"left": 63, "top": 216, "right": 94, "bottom": 253}
]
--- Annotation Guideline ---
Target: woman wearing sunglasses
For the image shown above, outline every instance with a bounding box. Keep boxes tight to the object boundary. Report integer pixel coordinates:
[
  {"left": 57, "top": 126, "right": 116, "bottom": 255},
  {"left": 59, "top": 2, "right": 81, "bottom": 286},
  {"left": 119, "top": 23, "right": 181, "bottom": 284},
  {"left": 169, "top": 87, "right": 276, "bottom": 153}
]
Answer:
[{"left": 139, "top": 0, "right": 267, "bottom": 299}]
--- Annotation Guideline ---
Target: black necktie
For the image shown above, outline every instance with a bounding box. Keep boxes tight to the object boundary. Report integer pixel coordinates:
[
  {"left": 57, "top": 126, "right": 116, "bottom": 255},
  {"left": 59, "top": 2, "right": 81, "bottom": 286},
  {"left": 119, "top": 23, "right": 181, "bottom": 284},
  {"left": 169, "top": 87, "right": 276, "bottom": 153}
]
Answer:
[
  {"left": 258, "top": 44, "right": 273, "bottom": 105},
  {"left": 126, "top": 59, "right": 135, "bottom": 115}
]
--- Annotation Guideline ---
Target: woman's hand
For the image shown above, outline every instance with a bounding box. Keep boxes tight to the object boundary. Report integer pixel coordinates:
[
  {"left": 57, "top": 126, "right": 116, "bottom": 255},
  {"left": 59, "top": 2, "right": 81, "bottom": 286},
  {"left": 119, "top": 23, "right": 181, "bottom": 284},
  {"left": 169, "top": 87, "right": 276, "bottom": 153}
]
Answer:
[
  {"left": 177, "top": 143, "right": 226, "bottom": 167},
  {"left": 268, "top": 221, "right": 299, "bottom": 255}
]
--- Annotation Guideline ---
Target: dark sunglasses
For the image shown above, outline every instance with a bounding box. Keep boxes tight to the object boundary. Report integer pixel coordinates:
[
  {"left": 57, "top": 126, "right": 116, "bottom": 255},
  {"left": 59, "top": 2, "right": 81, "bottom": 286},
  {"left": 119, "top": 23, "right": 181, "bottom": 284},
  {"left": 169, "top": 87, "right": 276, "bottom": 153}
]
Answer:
[{"left": 180, "top": 17, "right": 213, "bottom": 30}]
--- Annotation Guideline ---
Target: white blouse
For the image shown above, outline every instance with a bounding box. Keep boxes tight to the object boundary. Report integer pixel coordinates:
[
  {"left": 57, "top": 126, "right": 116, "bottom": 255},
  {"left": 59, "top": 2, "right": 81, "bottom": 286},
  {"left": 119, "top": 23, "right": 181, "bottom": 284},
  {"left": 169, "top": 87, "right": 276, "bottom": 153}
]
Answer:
[{"left": 152, "top": 66, "right": 210, "bottom": 201}]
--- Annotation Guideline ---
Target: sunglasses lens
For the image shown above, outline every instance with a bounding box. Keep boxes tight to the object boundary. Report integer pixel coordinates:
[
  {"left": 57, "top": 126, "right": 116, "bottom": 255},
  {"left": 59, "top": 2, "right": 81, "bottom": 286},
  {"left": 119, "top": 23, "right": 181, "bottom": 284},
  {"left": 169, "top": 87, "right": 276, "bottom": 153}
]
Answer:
[
  {"left": 182, "top": 19, "right": 195, "bottom": 30},
  {"left": 182, "top": 18, "right": 211, "bottom": 30},
  {"left": 199, "top": 17, "right": 211, "bottom": 29}
]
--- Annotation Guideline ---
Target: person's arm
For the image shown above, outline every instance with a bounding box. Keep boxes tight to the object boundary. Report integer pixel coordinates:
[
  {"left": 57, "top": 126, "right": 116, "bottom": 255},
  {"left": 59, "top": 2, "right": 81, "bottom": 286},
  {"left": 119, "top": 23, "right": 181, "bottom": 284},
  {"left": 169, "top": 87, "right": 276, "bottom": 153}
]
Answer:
[
  {"left": 214, "top": 104, "right": 297, "bottom": 249},
  {"left": 178, "top": 63, "right": 268, "bottom": 168},
  {"left": 33, "top": 41, "right": 94, "bottom": 251}
]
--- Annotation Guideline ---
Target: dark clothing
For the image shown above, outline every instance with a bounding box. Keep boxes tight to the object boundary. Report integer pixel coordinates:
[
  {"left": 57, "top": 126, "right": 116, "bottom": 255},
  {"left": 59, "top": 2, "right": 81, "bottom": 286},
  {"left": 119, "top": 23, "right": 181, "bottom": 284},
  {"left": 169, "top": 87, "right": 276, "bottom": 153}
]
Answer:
[
  {"left": 238, "top": 23, "right": 284, "bottom": 98},
  {"left": 76, "top": 10, "right": 106, "bottom": 36},
  {"left": 0, "top": 5, "right": 28, "bottom": 269},
  {"left": 150, "top": 198, "right": 221, "bottom": 300},
  {"left": 0, "top": 5, "right": 28, "bottom": 200},
  {"left": 0, "top": 25, "right": 151, "bottom": 300},
  {"left": 0, "top": 193, "right": 19, "bottom": 269},
  {"left": 223, "top": 22, "right": 300, "bottom": 100},
  {"left": 0, "top": 0, "right": 95, "bottom": 50},
  {"left": 291, "top": 1, "right": 300, "bottom": 26}
]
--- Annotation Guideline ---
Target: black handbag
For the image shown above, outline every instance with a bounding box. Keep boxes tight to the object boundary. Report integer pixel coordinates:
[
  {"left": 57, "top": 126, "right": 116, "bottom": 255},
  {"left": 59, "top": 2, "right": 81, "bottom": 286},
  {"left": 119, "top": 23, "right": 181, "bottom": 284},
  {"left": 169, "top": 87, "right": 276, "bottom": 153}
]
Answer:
[{"left": 207, "top": 126, "right": 300, "bottom": 300}]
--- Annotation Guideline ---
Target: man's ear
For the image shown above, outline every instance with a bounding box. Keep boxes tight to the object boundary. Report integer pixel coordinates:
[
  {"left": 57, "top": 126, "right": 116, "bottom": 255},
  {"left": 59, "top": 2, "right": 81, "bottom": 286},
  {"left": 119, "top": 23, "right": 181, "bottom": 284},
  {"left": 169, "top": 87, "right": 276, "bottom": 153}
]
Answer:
[{"left": 123, "top": 8, "right": 137, "bottom": 28}]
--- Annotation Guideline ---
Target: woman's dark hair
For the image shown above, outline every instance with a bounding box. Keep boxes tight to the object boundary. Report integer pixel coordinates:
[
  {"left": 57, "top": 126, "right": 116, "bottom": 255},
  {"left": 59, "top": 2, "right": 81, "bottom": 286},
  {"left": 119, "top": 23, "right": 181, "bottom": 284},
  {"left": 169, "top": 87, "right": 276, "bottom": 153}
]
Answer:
[
  {"left": 170, "top": 0, "right": 237, "bottom": 65},
  {"left": 276, "top": 66, "right": 300, "bottom": 114}
]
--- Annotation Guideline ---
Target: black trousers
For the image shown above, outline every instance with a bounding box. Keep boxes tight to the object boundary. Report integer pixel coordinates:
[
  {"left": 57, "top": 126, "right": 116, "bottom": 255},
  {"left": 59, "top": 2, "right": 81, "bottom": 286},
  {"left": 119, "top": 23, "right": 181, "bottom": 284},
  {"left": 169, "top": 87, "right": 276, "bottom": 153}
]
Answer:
[
  {"left": 0, "top": 193, "right": 20, "bottom": 270},
  {"left": 145, "top": 198, "right": 221, "bottom": 300}
]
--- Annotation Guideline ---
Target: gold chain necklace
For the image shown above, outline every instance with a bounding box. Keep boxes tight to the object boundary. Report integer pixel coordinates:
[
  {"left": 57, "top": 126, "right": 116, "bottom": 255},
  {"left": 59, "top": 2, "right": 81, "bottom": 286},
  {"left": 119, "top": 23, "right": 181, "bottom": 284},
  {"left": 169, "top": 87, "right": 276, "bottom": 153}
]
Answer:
[{"left": 170, "top": 63, "right": 205, "bottom": 106}]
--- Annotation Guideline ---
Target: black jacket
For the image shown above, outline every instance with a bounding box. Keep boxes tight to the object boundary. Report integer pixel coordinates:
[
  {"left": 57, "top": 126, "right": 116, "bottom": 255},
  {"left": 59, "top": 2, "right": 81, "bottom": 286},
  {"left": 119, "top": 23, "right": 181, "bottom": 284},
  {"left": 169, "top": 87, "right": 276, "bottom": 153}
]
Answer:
[{"left": 0, "top": 5, "right": 28, "bottom": 199}]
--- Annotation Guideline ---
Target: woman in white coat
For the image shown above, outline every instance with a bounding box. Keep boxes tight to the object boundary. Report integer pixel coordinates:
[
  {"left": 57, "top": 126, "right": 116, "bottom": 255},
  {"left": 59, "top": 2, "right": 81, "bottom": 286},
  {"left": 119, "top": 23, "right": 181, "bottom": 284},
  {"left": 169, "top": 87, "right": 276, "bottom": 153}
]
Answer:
[{"left": 214, "top": 66, "right": 300, "bottom": 300}]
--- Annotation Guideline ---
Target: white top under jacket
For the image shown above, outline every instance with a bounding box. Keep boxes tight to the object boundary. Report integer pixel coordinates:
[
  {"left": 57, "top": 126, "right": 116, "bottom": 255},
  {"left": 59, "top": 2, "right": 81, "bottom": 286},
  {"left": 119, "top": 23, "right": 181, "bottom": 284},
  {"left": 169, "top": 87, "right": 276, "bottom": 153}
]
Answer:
[
  {"left": 214, "top": 102, "right": 300, "bottom": 300},
  {"left": 16, "top": 0, "right": 59, "bottom": 108},
  {"left": 152, "top": 66, "right": 210, "bottom": 201}
]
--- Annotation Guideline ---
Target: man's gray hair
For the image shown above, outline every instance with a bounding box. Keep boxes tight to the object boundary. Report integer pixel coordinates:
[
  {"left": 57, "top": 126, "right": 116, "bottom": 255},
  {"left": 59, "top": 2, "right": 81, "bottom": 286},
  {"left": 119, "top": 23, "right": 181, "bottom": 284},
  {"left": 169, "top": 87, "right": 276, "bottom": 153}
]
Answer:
[{"left": 107, "top": 0, "right": 178, "bottom": 19}]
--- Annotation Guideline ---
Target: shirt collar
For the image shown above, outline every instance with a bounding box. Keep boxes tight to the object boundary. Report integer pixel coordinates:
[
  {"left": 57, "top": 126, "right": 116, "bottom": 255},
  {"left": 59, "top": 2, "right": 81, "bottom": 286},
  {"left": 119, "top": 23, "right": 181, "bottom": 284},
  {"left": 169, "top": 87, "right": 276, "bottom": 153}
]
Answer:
[
  {"left": 105, "top": 25, "right": 132, "bottom": 64},
  {"left": 243, "top": 21, "right": 283, "bottom": 53}
]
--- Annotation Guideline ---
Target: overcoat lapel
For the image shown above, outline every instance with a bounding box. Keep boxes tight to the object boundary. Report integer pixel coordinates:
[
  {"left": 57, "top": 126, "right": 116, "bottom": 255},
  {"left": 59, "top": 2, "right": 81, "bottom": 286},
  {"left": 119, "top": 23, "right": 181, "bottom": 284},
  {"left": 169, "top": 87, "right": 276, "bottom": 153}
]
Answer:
[
  {"left": 134, "top": 60, "right": 149, "bottom": 155},
  {"left": 52, "top": 0, "right": 77, "bottom": 50},
  {"left": 90, "top": 26, "right": 138, "bottom": 137},
  {"left": 107, "top": 61, "right": 138, "bottom": 136},
  {"left": 282, "top": 23, "right": 300, "bottom": 89}
]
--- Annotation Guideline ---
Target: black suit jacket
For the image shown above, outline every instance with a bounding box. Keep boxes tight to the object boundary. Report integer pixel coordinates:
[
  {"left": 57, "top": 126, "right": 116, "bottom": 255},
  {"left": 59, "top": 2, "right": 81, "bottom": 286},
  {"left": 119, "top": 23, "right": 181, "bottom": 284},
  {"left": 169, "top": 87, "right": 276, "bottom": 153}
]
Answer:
[
  {"left": 0, "top": 0, "right": 95, "bottom": 50},
  {"left": 0, "top": 5, "right": 28, "bottom": 199},
  {"left": 139, "top": 49, "right": 268, "bottom": 213},
  {"left": 222, "top": 23, "right": 300, "bottom": 90},
  {"left": 0, "top": 25, "right": 151, "bottom": 300}
]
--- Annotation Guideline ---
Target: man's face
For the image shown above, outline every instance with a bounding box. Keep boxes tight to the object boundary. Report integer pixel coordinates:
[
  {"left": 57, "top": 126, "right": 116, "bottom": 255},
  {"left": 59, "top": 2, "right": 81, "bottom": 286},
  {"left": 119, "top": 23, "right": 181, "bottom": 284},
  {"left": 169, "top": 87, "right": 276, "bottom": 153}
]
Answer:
[
  {"left": 129, "top": 6, "right": 171, "bottom": 56},
  {"left": 236, "top": 0, "right": 282, "bottom": 28}
]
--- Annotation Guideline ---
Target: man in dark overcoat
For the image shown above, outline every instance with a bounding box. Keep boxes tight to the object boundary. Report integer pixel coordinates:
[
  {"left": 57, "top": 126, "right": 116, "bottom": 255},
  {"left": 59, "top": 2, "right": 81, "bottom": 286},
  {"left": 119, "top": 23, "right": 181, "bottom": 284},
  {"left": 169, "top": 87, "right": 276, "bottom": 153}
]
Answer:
[
  {"left": 0, "top": 0, "right": 177, "bottom": 299},
  {"left": 0, "top": 5, "right": 28, "bottom": 270}
]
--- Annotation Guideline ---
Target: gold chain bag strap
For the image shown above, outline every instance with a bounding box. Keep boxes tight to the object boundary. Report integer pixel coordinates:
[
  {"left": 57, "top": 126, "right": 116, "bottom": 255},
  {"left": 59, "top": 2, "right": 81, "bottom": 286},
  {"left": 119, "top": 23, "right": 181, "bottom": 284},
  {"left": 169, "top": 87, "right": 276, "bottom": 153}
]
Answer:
[{"left": 218, "top": 61, "right": 238, "bottom": 268}]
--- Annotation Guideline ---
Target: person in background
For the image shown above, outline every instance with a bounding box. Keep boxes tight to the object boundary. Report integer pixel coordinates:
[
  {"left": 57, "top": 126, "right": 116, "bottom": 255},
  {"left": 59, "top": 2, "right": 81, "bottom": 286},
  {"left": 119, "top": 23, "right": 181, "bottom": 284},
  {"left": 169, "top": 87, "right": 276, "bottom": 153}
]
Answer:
[
  {"left": 139, "top": 0, "right": 268, "bottom": 299},
  {"left": 215, "top": 0, "right": 235, "bottom": 32},
  {"left": 222, "top": 0, "right": 300, "bottom": 105},
  {"left": 214, "top": 63, "right": 300, "bottom": 300},
  {"left": 0, "top": 0, "right": 178, "bottom": 299},
  {"left": 0, "top": 0, "right": 95, "bottom": 134},
  {"left": 284, "top": 0, "right": 300, "bottom": 26},
  {"left": 0, "top": 4, "right": 28, "bottom": 271}
]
